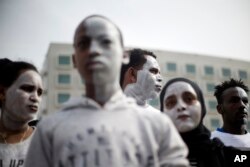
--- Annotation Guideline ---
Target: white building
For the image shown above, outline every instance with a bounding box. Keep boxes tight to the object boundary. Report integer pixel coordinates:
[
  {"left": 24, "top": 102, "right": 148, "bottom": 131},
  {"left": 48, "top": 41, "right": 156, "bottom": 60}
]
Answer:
[{"left": 41, "top": 43, "right": 250, "bottom": 131}]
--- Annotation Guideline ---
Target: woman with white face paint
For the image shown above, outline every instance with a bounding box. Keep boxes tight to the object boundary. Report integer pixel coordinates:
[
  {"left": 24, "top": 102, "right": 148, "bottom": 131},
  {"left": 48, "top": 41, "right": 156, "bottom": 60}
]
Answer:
[
  {"left": 0, "top": 58, "right": 43, "bottom": 167},
  {"left": 160, "top": 78, "right": 225, "bottom": 167}
]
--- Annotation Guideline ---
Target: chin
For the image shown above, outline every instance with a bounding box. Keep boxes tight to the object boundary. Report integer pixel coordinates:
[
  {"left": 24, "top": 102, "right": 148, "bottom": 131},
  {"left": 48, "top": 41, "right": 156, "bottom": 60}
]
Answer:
[{"left": 177, "top": 123, "right": 196, "bottom": 133}]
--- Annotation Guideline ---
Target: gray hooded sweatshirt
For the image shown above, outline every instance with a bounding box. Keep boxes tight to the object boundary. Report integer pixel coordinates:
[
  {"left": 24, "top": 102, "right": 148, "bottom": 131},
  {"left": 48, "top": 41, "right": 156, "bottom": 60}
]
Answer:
[{"left": 25, "top": 90, "right": 188, "bottom": 167}]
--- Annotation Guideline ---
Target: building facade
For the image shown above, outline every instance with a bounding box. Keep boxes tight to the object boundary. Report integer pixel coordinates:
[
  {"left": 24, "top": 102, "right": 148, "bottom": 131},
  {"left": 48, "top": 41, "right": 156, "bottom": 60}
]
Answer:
[{"left": 41, "top": 43, "right": 250, "bottom": 131}]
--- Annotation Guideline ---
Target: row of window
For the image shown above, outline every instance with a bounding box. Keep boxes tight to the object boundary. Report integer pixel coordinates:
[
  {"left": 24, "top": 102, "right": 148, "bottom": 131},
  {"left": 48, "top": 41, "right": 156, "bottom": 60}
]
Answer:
[
  {"left": 166, "top": 63, "right": 248, "bottom": 79},
  {"left": 57, "top": 55, "right": 248, "bottom": 79}
]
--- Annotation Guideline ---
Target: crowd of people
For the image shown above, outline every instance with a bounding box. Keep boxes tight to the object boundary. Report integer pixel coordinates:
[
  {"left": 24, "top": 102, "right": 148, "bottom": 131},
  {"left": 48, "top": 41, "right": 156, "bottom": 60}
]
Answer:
[{"left": 0, "top": 14, "right": 250, "bottom": 167}]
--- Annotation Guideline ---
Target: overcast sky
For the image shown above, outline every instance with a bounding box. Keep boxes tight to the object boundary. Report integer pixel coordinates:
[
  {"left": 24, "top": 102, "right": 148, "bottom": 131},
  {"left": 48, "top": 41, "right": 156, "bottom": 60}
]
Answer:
[{"left": 0, "top": 0, "right": 249, "bottom": 70}]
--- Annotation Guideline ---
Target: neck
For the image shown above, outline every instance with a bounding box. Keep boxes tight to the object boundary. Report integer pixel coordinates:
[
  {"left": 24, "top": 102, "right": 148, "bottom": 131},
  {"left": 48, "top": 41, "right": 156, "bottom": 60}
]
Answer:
[
  {"left": 86, "top": 82, "right": 119, "bottom": 106},
  {"left": 222, "top": 124, "right": 247, "bottom": 135},
  {"left": 124, "top": 84, "right": 147, "bottom": 106},
  {"left": 0, "top": 111, "right": 28, "bottom": 132}
]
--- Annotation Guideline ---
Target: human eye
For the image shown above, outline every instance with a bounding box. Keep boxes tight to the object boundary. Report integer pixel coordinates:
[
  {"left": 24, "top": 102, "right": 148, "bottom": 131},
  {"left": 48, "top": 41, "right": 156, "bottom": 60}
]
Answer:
[
  {"left": 20, "top": 85, "right": 34, "bottom": 93},
  {"left": 76, "top": 37, "right": 90, "bottom": 49},
  {"left": 101, "top": 38, "right": 112, "bottom": 46},
  {"left": 149, "top": 68, "right": 158, "bottom": 74},
  {"left": 37, "top": 88, "right": 43, "bottom": 97},
  {"left": 230, "top": 97, "right": 240, "bottom": 103},
  {"left": 183, "top": 92, "right": 196, "bottom": 105},
  {"left": 165, "top": 96, "right": 177, "bottom": 109}
]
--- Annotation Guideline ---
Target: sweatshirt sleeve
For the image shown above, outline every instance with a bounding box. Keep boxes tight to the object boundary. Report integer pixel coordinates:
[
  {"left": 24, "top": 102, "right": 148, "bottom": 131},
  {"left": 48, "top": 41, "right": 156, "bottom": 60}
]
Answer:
[
  {"left": 24, "top": 121, "right": 53, "bottom": 167},
  {"left": 154, "top": 113, "right": 189, "bottom": 167}
]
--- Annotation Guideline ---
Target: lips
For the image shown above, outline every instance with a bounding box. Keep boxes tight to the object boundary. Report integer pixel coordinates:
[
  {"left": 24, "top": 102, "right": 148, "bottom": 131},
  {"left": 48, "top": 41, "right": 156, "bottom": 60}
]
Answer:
[
  {"left": 86, "top": 60, "right": 104, "bottom": 70},
  {"left": 238, "top": 111, "right": 248, "bottom": 118},
  {"left": 155, "top": 85, "right": 162, "bottom": 92},
  {"left": 28, "top": 105, "right": 38, "bottom": 112},
  {"left": 177, "top": 114, "right": 190, "bottom": 120}
]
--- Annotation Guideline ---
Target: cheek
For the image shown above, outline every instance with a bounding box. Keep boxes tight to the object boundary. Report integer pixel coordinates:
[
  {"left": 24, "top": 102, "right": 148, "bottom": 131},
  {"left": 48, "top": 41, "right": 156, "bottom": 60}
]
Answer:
[
  {"left": 164, "top": 108, "right": 177, "bottom": 121},
  {"left": 144, "top": 73, "right": 155, "bottom": 89},
  {"left": 188, "top": 105, "right": 202, "bottom": 124},
  {"left": 6, "top": 90, "right": 28, "bottom": 107}
]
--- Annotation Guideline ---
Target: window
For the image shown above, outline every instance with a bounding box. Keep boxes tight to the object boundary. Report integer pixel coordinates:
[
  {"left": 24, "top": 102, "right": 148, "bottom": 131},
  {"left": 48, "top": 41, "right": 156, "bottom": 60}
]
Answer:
[
  {"left": 206, "top": 83, "right": 215, "bottom": 92},
  {"left": 222, "top": 68, "right": 231, "bottom": 77},
  {"left": 208, "top": 100, "right": 217, "bottom": 110},
  {"left": 149, "top": 99, "right": 159, "bottom": 107},
  {"left": 247, "top": 121, "right": 250, "bottom": 131},
  {"left": 58, "top": 93, "right": 70, "bottom": 103},
  {"left": 58, "top": 55, "right": 70, "bottom": 65},
  {"left": 58, "top": 74, "right": 71, "bottom": 84},
  {"left": 211, "top": 119, "right": 220, "bottom": 129},
  {"left": 204, "top": 66, "right": 214, "bottom": 75},
  {"left": 186, "top": 64, "right": 196, "bottom": 74},
  {"left": 239, "top": 70, "right": 247, "bottom": 79},
  {"left": 166, "top": 63, "right": 176, "bottom": 72}
]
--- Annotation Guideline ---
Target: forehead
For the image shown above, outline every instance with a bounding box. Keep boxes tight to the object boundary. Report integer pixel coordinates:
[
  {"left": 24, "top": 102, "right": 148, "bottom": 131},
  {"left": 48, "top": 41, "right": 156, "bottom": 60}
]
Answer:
[
  {"left": 13, "top": 70, "right": 42, "bottom": 86},
  {"left": 164, "top": 81, "right": 197, "bottom": 97},
  {"left": 222, "top": 87, "right": 248, "bottom": 98},
  {"left": 143, "top": 55, "right": 159, "bottom": 69},
  {"left": 75, "top": 17, "right": 120, "bottom": 40}
]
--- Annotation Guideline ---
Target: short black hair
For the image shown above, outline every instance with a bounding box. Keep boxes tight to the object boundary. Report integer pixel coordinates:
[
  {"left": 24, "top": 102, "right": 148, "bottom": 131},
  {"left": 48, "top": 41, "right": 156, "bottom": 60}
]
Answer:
[
  {"left": 119, "top": 48, "right": 156, "bottom": 87},
  {"left": 214, "top": 78, "right": 249, "bottom": 104},
  {"left": 73, "top": 14, "right": 124, "bottom": 47}
]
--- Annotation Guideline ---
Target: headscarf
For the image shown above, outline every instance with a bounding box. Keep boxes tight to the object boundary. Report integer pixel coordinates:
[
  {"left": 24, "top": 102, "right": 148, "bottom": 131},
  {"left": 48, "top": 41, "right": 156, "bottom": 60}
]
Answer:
[{"left": 160, "top": 78, "right": 213, "bottom": 156}]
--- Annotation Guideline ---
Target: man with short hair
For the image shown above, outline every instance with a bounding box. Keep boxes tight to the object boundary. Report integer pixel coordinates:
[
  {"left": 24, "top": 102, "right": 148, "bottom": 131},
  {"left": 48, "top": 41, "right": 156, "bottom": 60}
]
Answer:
[
  {"left": 120, "top": 48, "right": 162, "bottom": 112},
  {"left": 25, "top": 15, "right": 188, "bottom": 167},
  {"left": 211, "top": 78, "right": 250, "bottom": 148}
]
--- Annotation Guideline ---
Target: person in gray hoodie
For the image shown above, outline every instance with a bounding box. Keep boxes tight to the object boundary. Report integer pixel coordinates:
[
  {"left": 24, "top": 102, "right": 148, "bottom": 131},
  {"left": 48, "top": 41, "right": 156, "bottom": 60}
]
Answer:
[{"left": 25, "top": 15, "right": 188, "bottom": 167}]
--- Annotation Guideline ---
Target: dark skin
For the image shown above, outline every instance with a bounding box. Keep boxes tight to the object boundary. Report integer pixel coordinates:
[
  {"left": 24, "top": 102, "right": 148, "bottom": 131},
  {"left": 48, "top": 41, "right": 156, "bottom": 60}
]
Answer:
[{"left": 217, "top": 87, "right": 249, "bottom": 135}]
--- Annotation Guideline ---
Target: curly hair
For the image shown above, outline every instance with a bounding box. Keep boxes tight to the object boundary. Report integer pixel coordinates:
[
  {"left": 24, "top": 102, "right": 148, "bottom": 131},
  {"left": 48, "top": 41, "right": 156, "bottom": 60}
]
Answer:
[{"left": 214, "top": 78, "right": 249, "bottom": 104}]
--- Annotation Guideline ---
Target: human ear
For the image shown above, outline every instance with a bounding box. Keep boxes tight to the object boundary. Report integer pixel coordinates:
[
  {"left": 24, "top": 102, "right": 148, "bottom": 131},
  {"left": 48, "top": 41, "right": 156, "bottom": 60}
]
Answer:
[
  {"left": 72, "top": 54, "right": 76, "bottom": 68},
  {"left": 127, "top": 67, "right": 137, "bottom": 83},
  {"left": 122, "top": 51, "right": 130, "bottom": 65},
  {"left": 217, "top": 104, "right": 223, "bottom": 115}
]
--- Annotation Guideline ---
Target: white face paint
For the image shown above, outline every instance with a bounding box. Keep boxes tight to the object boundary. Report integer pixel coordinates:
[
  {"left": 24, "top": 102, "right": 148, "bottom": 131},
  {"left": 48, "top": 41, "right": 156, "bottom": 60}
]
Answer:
[
  {"left": 163, "top": 81, "right": 201, "bottom": 133},
  {"left": 124, "top": 55, "right": 162, "bottom": 105},
  {"left": 139, "top": 55, "right": 162, "bottom": 98},
  {"left": 3, "top": 70, "right": 43, "bottom": 123},
  {"left": 74, "top": 17, "right": 124, "bottom": 87}
]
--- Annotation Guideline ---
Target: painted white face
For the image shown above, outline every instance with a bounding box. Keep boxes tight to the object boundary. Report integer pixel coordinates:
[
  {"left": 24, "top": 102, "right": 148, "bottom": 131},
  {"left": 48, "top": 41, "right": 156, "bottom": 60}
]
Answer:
[
  {"left": 73, "top": 17, "right": 124, "bottom": 87},
  {"left": 4, "top": 70, "right": 43, "bottom": 122},
  {"left": 136, "top": 55, "right": 162, "bottom": 99},
  {"left": 163, "top": 81, "right": 201, "bottom": 133}
]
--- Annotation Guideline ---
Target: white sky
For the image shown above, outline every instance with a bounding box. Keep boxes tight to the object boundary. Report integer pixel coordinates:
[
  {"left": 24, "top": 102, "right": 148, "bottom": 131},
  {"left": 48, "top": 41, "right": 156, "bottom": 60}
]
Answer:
[{"left": 0, "top": 0, "right": 250, "bottom": 70}]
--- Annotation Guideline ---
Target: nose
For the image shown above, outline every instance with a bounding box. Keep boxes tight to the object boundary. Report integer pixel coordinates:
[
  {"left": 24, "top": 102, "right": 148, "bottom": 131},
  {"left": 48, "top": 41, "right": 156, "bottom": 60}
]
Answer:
[
  {"left": 177, "top": 99, "right": 186, "bottom": 112},
  {"left": 30, "top": 92, "right": 39, "bottom": 102},
  {"left": 89, "top": 41, "right": 100, "bottom": 57},
  {"left": 156, "top": 74, "right": 163, "bottom": 83},
  {"left": 239, "top": 100, "right": 248, "bottom": 111}
]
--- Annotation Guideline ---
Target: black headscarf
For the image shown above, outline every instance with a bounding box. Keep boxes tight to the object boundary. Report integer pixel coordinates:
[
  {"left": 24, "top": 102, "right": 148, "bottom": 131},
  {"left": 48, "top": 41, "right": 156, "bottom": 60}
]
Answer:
[{"left": 160, "top": 78, "right": 223, "bottom": 167}]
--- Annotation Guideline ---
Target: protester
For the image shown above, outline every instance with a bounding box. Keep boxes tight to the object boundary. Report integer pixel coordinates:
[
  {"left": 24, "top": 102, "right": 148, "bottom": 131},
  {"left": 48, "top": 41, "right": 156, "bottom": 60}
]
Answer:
[
  {"left": 160, "top": 77, "right": 225, "bottom": 167},
  {"left": 25, "top": 15, "right": 188, "bottom": 167},
  {"left": 211, "top": 78, "right": 250, "bottom": 148},
  {"left": 0, "top": 58, "right": 43, "bottom": 167},
  {"left": 120, "top": 48, "right": 162, "bottom": 112}
]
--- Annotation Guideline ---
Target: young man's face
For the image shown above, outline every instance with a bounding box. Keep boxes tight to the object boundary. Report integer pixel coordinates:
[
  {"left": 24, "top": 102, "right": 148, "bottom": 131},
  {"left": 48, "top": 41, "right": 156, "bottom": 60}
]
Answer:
[
  {"left": 73, "top": 17, "right": 124, "bottom": 86},
  {"left": 136, "top": 55, "right": 162, "bottom": 99},
  {"left": 163, "top": 81, "right": 202, "bottom": 133},
  {"left": 4, "top": 70, "right": 43, "bottom": 122},
  {"left": 218, "top": 87, "right": 249, "bottom": 128}
]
